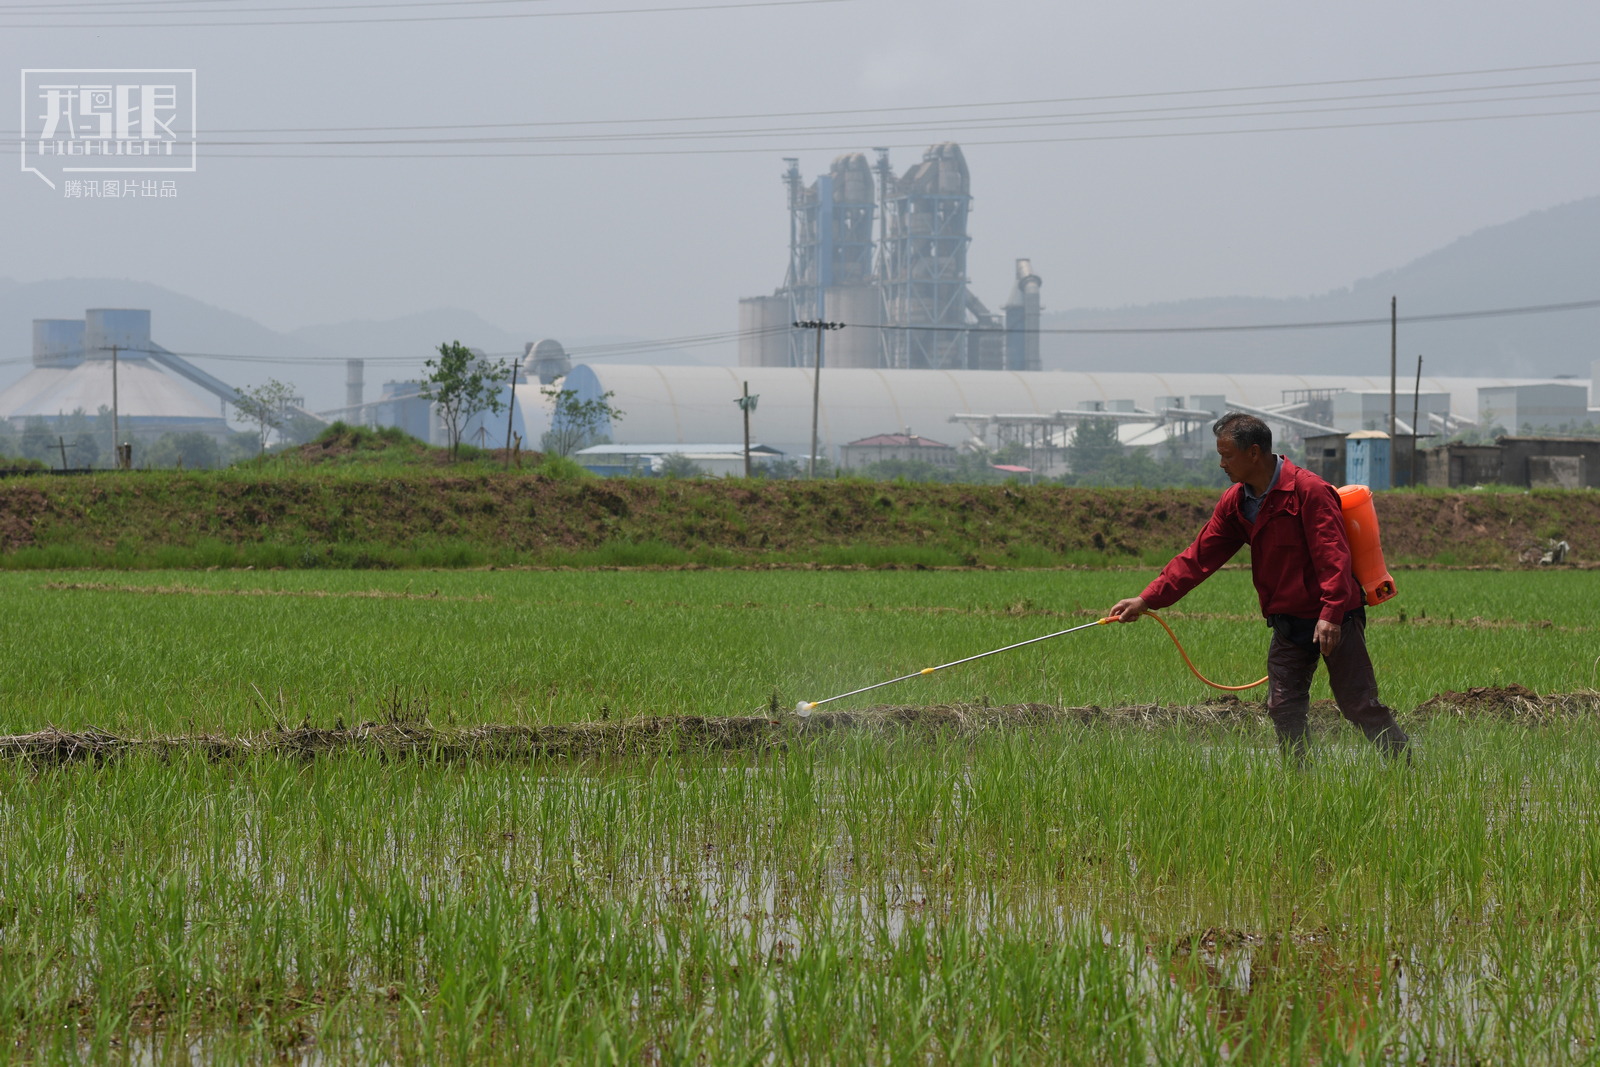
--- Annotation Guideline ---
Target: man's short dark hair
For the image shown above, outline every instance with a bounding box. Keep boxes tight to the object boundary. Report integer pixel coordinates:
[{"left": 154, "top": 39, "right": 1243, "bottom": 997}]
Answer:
[{"left": 1212, "top": 412, "right": 1272, "bottom": 454}]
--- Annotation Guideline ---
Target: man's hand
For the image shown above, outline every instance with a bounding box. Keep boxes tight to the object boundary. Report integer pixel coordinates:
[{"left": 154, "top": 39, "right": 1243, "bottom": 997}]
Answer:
[
  {"left": 1315, "top": 619, "right": 1342, "bottom": 656},
  {"left": 1109, "top": 596, "right": 1148, "bottom": 623}
]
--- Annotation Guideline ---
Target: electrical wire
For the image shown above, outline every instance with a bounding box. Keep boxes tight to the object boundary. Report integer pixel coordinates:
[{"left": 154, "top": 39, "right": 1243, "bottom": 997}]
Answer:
[
  {"left": 176, "top": 106, "right": 1600, "bottom": 158},
  {"left": 0, "top": 0, "right": 842, "bottom": 26},
  {"left": 847, "top": 297, "right": 1600, "bottom": 336},
  {"left": 161, "top": 80, "right": 1600, "bottom": 148},
  {"left": 0, "top": 325, "right": 795, "bottom": 369},
  {"left": 23, "top": 75, "right": 1586, "bottom": 145},
  {"left": 4, "top": 298, "right": 1591, "bottom": 372},
  {"left": 1, "top": 0, "right": 649, "bottom": 12},
  {"left": 13, "top": 62, "right": 1597, "bottom": 141},
  {"left": 19, "top": 59, "right": 1599, "bottom": 161},
  {"left": 125, "top": 59, "right": 1600, "bottom": 134}
]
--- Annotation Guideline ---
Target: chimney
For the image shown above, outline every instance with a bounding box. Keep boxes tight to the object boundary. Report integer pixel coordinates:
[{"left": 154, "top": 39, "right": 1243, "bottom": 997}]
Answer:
[{"left": 346, "top": 359, "right": 364, "bottom": 414}]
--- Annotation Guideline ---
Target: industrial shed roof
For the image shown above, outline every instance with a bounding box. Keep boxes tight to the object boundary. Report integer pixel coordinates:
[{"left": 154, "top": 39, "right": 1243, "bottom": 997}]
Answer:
[{"left": 551, "top": 364, "right": 1568, "bottom": 462}]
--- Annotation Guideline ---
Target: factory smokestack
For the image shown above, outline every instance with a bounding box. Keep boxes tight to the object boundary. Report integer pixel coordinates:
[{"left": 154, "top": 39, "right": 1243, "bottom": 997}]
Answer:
[
  {"left": 346, "top": 359, "right": 364, "bottom": 414},
  {"left": 1003, "top": 260, "right": 1042, "bottom": 372}
]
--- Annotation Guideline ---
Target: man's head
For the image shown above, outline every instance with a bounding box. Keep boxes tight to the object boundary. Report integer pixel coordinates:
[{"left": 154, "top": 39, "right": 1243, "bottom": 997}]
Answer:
[{"left": 1212, "top": 412, "right": 1274, "bottom": 485}]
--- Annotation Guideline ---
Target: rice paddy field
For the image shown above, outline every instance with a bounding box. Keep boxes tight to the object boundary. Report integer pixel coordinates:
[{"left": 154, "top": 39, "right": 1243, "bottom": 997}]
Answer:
[{"left": 1, "top": 566, "right": 1598, "bottom": 1064}]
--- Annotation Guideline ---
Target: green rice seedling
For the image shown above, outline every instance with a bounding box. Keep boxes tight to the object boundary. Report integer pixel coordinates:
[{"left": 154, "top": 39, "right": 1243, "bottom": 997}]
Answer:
[
  {"left": 0, "top": 567, "right": 1591, "bottom": 734},
  {"left": 3, "top": 716, "right": 1599, "bottom": 1062},
  {"left": 0, "top": 565, "right": 1595, "bottom": 1060}
]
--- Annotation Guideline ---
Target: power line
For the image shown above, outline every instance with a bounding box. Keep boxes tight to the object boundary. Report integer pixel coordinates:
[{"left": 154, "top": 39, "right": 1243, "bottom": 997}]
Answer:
[
  {"left": 3, "top": 300, "right": 1590, "bottom": 374},
  {"left": 17, "top": 82, "right": 1600, "bottom": 150},
  {"left": 15, "top": 60, "right": 1587, "bottom": 139},
  {"left": 151, "top": 83, "right": 1600, "bottom": 148},
  {"left": 0, "top": 0, "right": 622, "bottom": 12},
  {"left": 12, "top": 57, "right": 1598, "bottom": 138},
  {"left": 0, "top": 326, "right": 792, "bottom": 369},
  {"left": 181, "top": 104, "right": 1600, "bottom": 159},
  {"left": 69, "top": 61, "right": 1600, "bottom": 136},
  {"left": 18, "top": 58, "right": 1599, "bottom": 161},
  {"left": 857, "top": 297, "right": 1600, "bottom": 336},
  {"left": 0, "top": 0, "right": 843, "bottom": 26}
]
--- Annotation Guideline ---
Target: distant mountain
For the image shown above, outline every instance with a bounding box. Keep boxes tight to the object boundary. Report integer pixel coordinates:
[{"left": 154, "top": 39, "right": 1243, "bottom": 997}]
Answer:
[
  {"left": 0, "top": 283, "right": 706, "bottom": 412},
  {"left": 1039, "top": 196, "right": 1600, "bottom": 379},
  {"left": 0, "top": 277, "right": 344, "bottom": 407},
  {"left": 8, "top": 194, "right": 1592, "bottom": 410},
  {"left": 0, "top": 275, "right": 324, "bottom": 364}
]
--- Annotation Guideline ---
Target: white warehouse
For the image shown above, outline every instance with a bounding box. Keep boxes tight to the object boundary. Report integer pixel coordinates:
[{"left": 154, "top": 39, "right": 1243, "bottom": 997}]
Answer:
[{"left": 523, "top": 364, "right": 1582, "bottom": 470}]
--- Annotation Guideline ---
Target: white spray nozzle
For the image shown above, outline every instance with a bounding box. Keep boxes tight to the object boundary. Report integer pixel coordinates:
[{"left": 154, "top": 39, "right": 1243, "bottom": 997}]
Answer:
[{"left": 795, "top": 701, "right": 815, "bottom": 718}]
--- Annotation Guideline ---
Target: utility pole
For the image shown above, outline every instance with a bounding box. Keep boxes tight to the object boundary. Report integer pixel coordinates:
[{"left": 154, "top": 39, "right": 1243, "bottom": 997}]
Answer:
[
  {"left": 110, "top": 343, "right": 121, "bottom": 469},
  {"left": 795, "top": 320, "right": 844, "bottom": 478},
  {"left": 735, "top": 381, "right": 759, "bottom": 478},
  {"left": 1388, "top": 296, "right": 1397, "bottom": 490},
  {"left": 57, "top": 436, "right": 68, "bottom": 472},
  {"left": 1411, "top": 354, "right": 1423, "bottom": 489},
  {"left": 503, "top": 362, "right": 517, "bottom": 471}
]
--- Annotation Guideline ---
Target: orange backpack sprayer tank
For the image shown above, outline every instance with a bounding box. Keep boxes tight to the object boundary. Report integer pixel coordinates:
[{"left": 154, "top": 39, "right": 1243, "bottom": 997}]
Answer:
[{"left": 1336, "top": 484, "right": 1396, "bottom": 605}]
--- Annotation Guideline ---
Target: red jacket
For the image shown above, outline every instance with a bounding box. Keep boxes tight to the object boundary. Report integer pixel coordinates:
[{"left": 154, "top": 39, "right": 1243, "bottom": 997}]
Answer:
[{"left": 1140, "top": 458, "right": 1361, "bottom": 624}]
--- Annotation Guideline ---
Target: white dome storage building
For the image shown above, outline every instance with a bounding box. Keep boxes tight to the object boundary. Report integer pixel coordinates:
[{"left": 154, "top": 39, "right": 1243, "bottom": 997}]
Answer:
[{"left": 0, "top": 309, "right": 234, "bottom": 442}]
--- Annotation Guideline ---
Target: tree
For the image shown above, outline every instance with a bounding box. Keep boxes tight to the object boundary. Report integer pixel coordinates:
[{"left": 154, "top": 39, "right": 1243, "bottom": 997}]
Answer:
[
  {"left": 1065, "top": 418, "right": 1124, "bottom": 477},
  {"left": 20, "top": 416, "right": 53, "bottom": 462},
  {"left": 540, "top": 387, "right": 624, "bottom": 457},
  {"left": 1057, "top": 421, "right": 1227, "bottom": 489},
  {"left": 658, "top": 452, "right": 704, "bottom": 479},
  {"left": 147, "top": 431, "right": 221, "bottom": 470},
  {"left": 70, "top": 432, "right": 100, "bottom": 469},
  {"left": 234, "top": 379, "right": 296, "bottom": 456},
  {"left": 420, "top": 341, "right": 511, "bottom": 461},
  {"left": 222, "top": 430, "right": 262, "bottom": 466},
  {"left": 281, "top": 409, "right": 326, "bottom": 448}
]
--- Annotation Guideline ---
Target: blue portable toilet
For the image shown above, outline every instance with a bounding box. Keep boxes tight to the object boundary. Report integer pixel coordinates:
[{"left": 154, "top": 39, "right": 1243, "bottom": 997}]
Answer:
[{"left": 1345, "top": 431, "right": 1391, "bottom": 489}]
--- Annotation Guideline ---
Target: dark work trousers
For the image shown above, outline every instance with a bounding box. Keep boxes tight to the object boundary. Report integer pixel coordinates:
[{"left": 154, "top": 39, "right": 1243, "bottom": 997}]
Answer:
[{"left": 1266, "top": 614, "right": 1409, "bottom": 756}]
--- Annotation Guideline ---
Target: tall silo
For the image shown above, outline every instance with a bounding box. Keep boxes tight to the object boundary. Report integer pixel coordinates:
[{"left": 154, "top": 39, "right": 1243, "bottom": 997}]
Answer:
[
  {"left": 33, "top": 319, "right": 85, "bottom": 367},
  {"left": 738, "top": 154, "right": 882, "bottom": 370},
  {"left": 85, "top": 308, "right": 152, "bottom": 359},
  {"left": 737, "top": 294, "right": 790, "bottom": 367},
  {"left": 1002, "top": 259, "right": 1043, "bottom": 372},
  {"left": 820, "top": 153, "right": 882, "bottom": 368},
  {"left": 346, "top": 360, "right": 364, "bottom": 413},
  {"left": 879, "top": 143, "right": 973, "bottom": 369}
]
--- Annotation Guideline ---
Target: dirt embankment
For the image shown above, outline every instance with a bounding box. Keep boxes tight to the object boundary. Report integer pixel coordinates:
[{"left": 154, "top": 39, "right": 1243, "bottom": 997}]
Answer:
[
  {"left": 0, "top": 474, "right": 1594, "bottom": 567},
  {"left": 5, "top": 688, "right": 1594, "bottom": 768}
]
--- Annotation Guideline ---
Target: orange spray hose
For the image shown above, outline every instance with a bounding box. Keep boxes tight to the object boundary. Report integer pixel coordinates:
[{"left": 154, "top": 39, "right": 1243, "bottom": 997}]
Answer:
[{"left": 1141, "top": 610, "right": 1268, "bottom": 692}]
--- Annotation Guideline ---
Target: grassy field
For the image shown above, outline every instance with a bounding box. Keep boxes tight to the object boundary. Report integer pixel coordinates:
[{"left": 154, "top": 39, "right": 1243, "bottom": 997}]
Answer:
[
  {"left": 1, "top": 567, "right": 1598, "bottom": 1063},
  {"left": 3, "top": 465, "right": 1596, "bottom": 571},
  {"left": 0, "top": 567, "right": 1593, "bottom": 734}
]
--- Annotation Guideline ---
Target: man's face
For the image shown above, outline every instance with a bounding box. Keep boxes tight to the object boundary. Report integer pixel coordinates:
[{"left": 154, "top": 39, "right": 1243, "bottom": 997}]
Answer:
[{"left": 1215, "top": 437, "right": 1263, "bottom": 484}]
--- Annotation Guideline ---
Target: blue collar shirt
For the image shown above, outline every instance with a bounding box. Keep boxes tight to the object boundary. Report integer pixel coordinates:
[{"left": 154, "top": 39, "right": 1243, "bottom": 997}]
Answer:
[{"left": 1239, "top": 454, "right": 1284, "bottom": 525}]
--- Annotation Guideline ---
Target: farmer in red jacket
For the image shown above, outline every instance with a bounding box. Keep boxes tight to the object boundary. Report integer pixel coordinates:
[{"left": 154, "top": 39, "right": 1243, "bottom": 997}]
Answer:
[{"left": 1109, "top": 412, "right": 1409, "bottom": 759}]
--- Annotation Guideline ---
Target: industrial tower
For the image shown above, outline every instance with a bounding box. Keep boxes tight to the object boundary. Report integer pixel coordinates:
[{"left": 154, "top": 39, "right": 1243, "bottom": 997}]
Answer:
[{"left": 738, "top": 142, "right": 1040, "bottom": 371}]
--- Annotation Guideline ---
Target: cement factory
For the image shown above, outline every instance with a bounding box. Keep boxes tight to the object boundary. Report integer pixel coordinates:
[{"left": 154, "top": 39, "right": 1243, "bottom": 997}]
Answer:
[
  {"left": 738, "top": 144, "right": 1042, "bottom": 372},
  {"left": 2, "top": 143, "right": 1595, "bottom": 485}
]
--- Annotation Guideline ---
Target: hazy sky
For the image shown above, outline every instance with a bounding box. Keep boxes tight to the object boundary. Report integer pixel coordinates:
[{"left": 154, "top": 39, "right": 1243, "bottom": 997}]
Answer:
[{"left": 3, "top": 0, "right": 1598, "bottom": 361}]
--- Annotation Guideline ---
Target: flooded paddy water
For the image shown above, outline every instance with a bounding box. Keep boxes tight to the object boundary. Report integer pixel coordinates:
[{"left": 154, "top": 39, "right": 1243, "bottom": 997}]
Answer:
[
  {"left": 4, "top": 704, "right": 1600, "bottom": 1064},
  {"left": 1, "top": 566, "right": 1596, "bottom": 1062}
]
